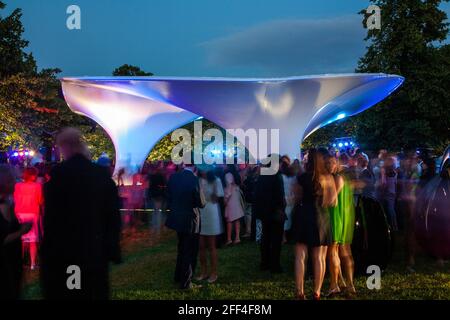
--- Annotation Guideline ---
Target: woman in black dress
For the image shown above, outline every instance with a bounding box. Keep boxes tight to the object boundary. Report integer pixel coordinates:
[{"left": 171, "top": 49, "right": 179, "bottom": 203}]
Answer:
[
  {"left": 0, "top": 164, "right": 31, "bottom": 300},
  {"left": 292, "top": 149, "right": 335, "bottom": 300}
]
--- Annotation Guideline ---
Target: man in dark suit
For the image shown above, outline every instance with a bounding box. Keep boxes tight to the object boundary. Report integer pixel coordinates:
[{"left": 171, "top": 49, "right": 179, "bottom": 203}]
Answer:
[
  {"left": 165, "top": 164, "right": 205, "bottom": 289},
  {"left": 41, "top": 128, "right": 121, "bottom": 300},
  {"left": 253, "top": 156, "right": 286, "bottom": 273}
]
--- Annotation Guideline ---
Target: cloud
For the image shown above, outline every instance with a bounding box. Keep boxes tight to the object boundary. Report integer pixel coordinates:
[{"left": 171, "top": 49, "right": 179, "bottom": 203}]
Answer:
[{"left": 201, "top": 15, "right": 367, "bottom": 76}]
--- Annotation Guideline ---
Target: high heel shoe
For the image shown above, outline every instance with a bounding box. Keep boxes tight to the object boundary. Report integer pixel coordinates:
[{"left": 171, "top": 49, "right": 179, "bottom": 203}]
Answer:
[
  {"left": 325, "top": 287, "right": 341, "bottom": 298},
  {"left": 295, "top": 292, "right": 306, "bottom": 300},
  {"left": 207, "top": 275, "right": 218, "bottom": 284},
  {"left": 195, "top": 274, "right": 208, "bottom": 281},
  {"left": 344, "top": 285, "right": 356, "bottom": 298}
]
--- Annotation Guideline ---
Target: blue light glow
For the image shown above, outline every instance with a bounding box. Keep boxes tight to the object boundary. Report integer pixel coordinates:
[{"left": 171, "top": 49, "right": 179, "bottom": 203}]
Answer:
[
  {"left": 225, "top": 148, "right": 235, "bottom": 156},
  {"left": 336, "top": 113, "right": 346, "bottom": 120},
  {"left": 13, "top": 152, "right": 19, "bottom": 157},
  {"left": 344, "top": 142, "right": 349, "bottom": 146},
  {"left": 338, "top": 143, "right": 343, "bottom": 148}
]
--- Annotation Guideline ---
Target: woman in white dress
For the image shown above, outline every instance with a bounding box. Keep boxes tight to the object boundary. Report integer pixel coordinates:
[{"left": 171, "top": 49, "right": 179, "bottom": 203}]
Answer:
[
  {"left": 224, "top": 167, "right": 245, "bottom": 245},
  {"left": 197, "top": 170, "right": 224, "bottom": 283}
]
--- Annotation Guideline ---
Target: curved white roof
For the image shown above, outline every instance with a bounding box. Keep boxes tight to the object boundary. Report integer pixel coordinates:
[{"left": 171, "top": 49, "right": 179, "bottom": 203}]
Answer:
[{"left": 60, "top": 74, "right": 403, "bottom": 178}]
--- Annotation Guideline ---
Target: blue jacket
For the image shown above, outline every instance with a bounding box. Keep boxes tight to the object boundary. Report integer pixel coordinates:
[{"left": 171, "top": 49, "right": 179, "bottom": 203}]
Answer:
[{"left": 165, "top": 169, "right": 205, "bottom": 233}]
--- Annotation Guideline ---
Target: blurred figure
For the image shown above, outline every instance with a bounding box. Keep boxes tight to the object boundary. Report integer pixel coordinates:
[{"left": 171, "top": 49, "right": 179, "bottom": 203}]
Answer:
[
  {"left": 379, "top": 156, "right": 399, "bottom": 231},
  {"left": 14, "top": 167, "right": 43, "bottom": 270},
  {"left": 343, "top": 155, "right": 358, "bottom": 184},
  {"left": 247, "top": 166, "right": 263, "bottom": 243},
  {"left": 117, "top": 168, "right": 125, "bottom": 187},
  {"left": 292, "top": 159, "right": 302, "bottom": 176},
  {"left": 41, "top": 128, "right": 122, "bottom": 300},
  {"left": 224, "top": 165, "right": 245, "bottom": 245},
  {"left": 131, "top": 170, "right": 147, "bottom": 225},
  {"left": 242, "top": 165, "right": 258, "bottom": 239},
  {"left": 373, "top": 149, "right": 388, "bottom": 196},
  {"left": 212, "top": 165, "right": 227, "bottom": 247},
  {"left": 0, "top": 151, "right": 8, "bottom": 164},
  {"left": 0, "top": 164, "right": 32, "bottom": 300},
  {"left": 280, "top": 161, "right": 296, "bottom": 243},
  {"left": 419, "top": 156, "right": 436, "bottom": 188},
  {"left": 165, "top": 164, "right": 205, "bottom": 290},
  {"left": 148, "top": 167, "right": 168, "bottom": 217},
  {"left": 414, "top": 149, "right": 447, "bottom": 264},
  {"left": 397, "top": 151, "right": 420, "bottom": 272},
  {"left": 96, "top": 153, "right": 112, "bottom": 176},
  {"left": 356, "top": 154, "right": 376, "bottom": 198},
  {"left": 119, "top": 172, "right": 145, "bottom": 230},
  {"left": 326, "top": 155, "right": 356, "bottom": 297},
  {"left": 197, "top": 170, "right": 224, "bottom": 284},
  {"left": 292, "top": 149, "right": 334, "bottom": 300},
  {"left": 254, "top": 155, "right": 286, "bottom": 274}
]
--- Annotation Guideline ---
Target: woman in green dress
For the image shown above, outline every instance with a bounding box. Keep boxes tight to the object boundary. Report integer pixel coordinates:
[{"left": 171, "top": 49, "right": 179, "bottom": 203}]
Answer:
[{"left": 325, "top": 156, "right": 356, "bottom": 297}]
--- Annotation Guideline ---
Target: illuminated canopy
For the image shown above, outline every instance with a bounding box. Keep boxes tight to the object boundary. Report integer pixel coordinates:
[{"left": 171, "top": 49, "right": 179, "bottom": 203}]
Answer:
[{"left": 60, "top": 74, "right": 403, "bottom": 177}]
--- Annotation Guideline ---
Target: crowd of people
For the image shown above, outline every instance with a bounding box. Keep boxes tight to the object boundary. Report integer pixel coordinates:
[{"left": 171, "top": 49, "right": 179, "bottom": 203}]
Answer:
[
  {"left": 113, "top": 145, "right": 440, "bottom": 299},
  {"left": 0, "top": 128, "right": 121, "bottom": 300},
  {"left": 0, "top": 126, "right": 444, "bottom": 300}
]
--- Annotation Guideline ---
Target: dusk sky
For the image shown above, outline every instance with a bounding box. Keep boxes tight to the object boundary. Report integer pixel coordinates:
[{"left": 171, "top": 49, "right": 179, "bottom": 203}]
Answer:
[{"left": 4, "top": 0, "right": 450, "bottom": 77}]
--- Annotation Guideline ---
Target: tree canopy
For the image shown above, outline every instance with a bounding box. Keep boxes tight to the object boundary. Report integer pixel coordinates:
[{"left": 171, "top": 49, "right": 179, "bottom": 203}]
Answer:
[
  {"left": 0, "top": 1, "right": 36, "bottom": 78},
  {"left": 304, "top": 0, "right": 450, "bottom": 154},
  {"left": 1, "top": 0, "right": 449, "bottom": 160},
  {"left": 113, "top": 64, "right": 154, "bottom": 76},
  {"left": 0, "top": 2, "right": 107, "bottom": 158}
]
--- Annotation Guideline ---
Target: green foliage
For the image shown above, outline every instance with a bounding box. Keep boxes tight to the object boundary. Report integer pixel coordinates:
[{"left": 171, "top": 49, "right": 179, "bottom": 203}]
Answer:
[
  {"left": 0, "top": 2, "right": 36, "bottom": 78},
  {"left": 83, "top": 126, "right": 115, "bottom": 160},
  {"left": 0, "top": 69, "right": 97, "bottom": 151},
  {"left": 0, "top": 73, "right": 57, "bottom": 149},
  {"left": 0, "top": 2, "right": 113, "bottom": 158},
  {"left": 302, "top": 121, "right": 356, "bottom": 150},
  {"left": 148, "top": 119, "right": 233, "bottom": 162},
  {"left": 2, "top": 1, "right": 449, "bottom": 159},
  {"left": 113, "top": 64, "right": 154, "bottom": 76},
  {"left": 305, "top": 0, "right": 450, "bottom": 155},
  {"left": 354, "top": 0, "right": 450, "bottom": 154}
]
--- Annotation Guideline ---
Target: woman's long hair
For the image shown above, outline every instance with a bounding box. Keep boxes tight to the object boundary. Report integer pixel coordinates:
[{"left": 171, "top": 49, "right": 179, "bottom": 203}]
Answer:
[
  {"left": 206, "top": 170, "right": 216, "bottom": 184},
  {"left": 305, "top": 149, "right": 325, "bottom": 196},
  {"left": 226, "top": 164, "right": 241, "bottom": 186},
  {"left": 314, "top": 148, "right": 329, "bottom": 179}
]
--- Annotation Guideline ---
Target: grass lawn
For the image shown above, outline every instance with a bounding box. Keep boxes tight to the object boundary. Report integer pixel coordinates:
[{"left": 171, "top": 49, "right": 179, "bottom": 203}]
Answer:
[{"left": 23, "top": 227, "right": 450, "bottom": 300}]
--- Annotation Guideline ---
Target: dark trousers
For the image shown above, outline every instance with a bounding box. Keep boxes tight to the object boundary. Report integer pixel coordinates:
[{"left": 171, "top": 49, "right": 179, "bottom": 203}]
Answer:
[
  {"left": 175, "top": 232, "right": 199, "bottom": 289},
  {"left": 260, "top": 219, "right": 284, "bottom": 271}
]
